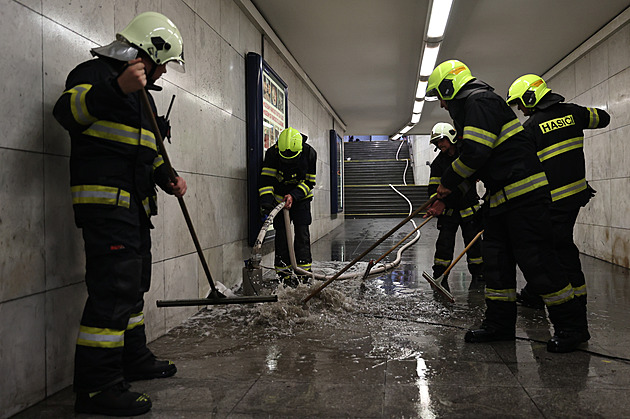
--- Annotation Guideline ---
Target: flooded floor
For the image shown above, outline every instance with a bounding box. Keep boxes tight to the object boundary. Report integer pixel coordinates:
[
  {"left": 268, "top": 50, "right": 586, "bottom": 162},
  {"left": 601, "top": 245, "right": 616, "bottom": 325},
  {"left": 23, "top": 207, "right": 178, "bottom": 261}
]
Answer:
[{"left": 16, "top": 218, "right": 630, "bottom": 418}]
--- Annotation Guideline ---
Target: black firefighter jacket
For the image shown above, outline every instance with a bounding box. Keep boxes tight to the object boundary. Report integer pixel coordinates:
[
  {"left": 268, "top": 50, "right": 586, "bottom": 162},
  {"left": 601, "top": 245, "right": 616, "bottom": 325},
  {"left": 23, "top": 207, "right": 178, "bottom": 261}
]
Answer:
[
  {"left": 429, "top": 148, "right": 481, "bottom": 218},
  {"left": 53, "top": 57, "right": 173, "bottom": 227},
  {"left": 523, "top": 93, "right": 610, "bottom": 211},
  {"left": 441, "top": 81, "right": 550, "bottom": 215},
  {"left": 259, "top": 142, "right": 317, "bottom": 207}
]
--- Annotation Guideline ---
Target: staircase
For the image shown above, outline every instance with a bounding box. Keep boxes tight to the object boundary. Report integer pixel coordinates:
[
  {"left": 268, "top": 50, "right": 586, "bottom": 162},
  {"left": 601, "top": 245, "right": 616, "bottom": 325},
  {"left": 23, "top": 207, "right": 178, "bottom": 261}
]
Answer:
[{"left": 343, "top": 141, "right": 429, "bottom": 218}]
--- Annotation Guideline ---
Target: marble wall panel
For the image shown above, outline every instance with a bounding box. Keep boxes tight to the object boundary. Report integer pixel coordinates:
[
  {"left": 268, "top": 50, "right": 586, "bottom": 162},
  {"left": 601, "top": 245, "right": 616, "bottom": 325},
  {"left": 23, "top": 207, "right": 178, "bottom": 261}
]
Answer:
[
  {"left": 194, "top": 100, "right": 223, "bottom": 177},
  {"left": 195, "top": 14, "right": 222, "bottom": 107},
  {"left": 15, "top": 0, "right": 41, "bottom": 12},
  {"left": 201, "top": 245, "right": 223, "bottom": 297},
  {"left": 194, "top": 174, "right": 222, "bottom": 249},
  {"left": 163, "top": 86, "right": 199, "bottom": 174},
  {"left": 574, "top": 222, "right": 594, "bottom": 256},
  {"left": 240, "top": 9, "right": 261, "bottom": 57},
  {"left": 144, "top": 260, "right": 165, "bottom": 342},
  {"left": 586, "top": 131, "right": 610, "bottom": 181},
  {"left": 590, "top": 38, "right": 610, "bottom": 86},
  {"left": 547, "top": 64, "right": 576, "bottom": 102},
  {"left": 611, "top": 227, "right": 630, "bottom": 268},
  {"left": 221, "top": 41, "right": 246, "bottom": 120},
  {"left": 195, "top": 0, "right": 221, "bottom": 32},
  {"left": 222, "top": 114, "right": 247, "bottom": 179},
  {"left": 608, "top": 125, "right": 630, "bottom": 179},
  {"left": 164, "top": 253, "right": 200, "bottom": 330},
  {"left": 0, "top": 294, "right": 46, "bottom": 417},
  {"left": 221, "top": 240, "right": 247, "bottom": 290},
  {"left": 610, "top": 177, "right": 630, "bottom": 229},
  {"left": 587, "top": 179, "right": 612, "bottom": 227},
  {"left": 44, "top": 155, "right": 85, "bottom": 290},
  {"left": 162, "top": 1, "right": 197, "bottom": 93},
  {"left": 0, "top": 149, "right": 45, "bottom": 302},
  {"left": 151, "top": 188, "right": 166, "bottom": 263},
  {"left": 607, "top": 66, "right": 630, "bottom": 131},
  {"left": 217, "top": 178, "right": 248, "bottom": 243},
  {"left": 220, "top": 0, "right": 240, "bottom": 49},
  {"left": 575, "top": 54, "right": 592, "bottom": 98},
  {"left": 45, "top": 283, "right": 85, "bottom": 395},
  {"left": 608, "top": 23, "right": 630, "bottom": 77},
  {"left": 163, "top": 173, "right": 197, "bottom": 259},
  {"left": 591, "top": 225, "right": 612, "bottom": 261},
  {"left": 1, "top": 2, "right": 42, "bottom": 152},
  {"left": 43, "top": 0, "right": 114, "bottom": 47},
  {"left": 113, "top": 0, "right": 162, "bottom": 33}
]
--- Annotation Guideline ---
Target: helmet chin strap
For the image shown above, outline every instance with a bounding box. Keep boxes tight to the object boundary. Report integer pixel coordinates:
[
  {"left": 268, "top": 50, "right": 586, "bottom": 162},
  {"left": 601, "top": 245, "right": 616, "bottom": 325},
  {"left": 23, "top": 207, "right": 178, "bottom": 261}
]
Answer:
[{"left": 144, "top": 61, "right": 162, "bottom": 91}]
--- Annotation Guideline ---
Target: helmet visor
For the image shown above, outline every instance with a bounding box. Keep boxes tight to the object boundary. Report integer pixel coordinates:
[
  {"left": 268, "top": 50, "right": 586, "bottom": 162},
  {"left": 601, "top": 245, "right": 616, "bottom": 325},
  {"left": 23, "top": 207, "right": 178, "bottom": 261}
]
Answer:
[
  {"left": 279, "top": 148, "right": 300, "bottom": 159},
  {"left": 166, "top": 59, "right": 185, "bottom": 73}
]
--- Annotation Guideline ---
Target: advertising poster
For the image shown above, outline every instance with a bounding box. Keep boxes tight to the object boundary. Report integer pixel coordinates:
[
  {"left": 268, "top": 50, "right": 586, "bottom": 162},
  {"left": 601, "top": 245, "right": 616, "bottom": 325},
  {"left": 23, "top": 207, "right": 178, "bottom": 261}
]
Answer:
[{"left": 262, "top": 69, "right": 286, "bottom": 151}]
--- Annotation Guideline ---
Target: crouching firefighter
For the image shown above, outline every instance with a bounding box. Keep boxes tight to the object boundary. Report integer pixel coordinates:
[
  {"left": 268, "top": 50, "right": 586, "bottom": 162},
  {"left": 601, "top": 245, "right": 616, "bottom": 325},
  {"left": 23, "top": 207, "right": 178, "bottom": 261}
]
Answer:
[
  {"left": 425, "top": 122, "right": 484, "bottom": 291},
  {"left": 53, "top": 12, "right": 186, "bottom": 416},
  {"left": 426, "top": 59, "right": 589, "bottom": 353},
  {"left": 259, "top": 127, "right": 317, "bottom": 287}
]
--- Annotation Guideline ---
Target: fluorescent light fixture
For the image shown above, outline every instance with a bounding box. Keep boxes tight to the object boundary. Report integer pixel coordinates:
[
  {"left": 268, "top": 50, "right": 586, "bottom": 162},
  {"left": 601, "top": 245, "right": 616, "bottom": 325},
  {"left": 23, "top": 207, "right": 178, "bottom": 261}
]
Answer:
[
  {"left": 427, "top": 0, "right": 453, "bottom": 39},
  {"left": 400, "top": 125, "right": 413, "bottom": 134},
  {"left": 415, "top": 81, "right": 428, "bottom": 99},
  {"left": 413, "top": 100, "right": 425, "bottom": 114},
  {"left": 411, "top": 113, "right": 421, "bottom": 124},
  {"left": 419, "top": 44, "right": 440, "bottom": 77},
  {"left": 391, "top": 134, "right": 402, "bottom": 140}
]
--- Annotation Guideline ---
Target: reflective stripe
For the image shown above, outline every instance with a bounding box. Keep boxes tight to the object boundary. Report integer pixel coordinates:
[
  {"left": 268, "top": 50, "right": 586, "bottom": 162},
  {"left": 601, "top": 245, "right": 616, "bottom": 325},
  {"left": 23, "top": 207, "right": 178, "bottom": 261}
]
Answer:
[
  {"left": 468, "top": 257, "right": 483, "bottom": 265},
  {"left": 297, "top": 263, "right": 312, "bottom": 270},
  {"left": 443, "top": 208, "right": 454, "bottom": 216},
  {"left": 463, "top": 126, "right": 497, "bottom": 148},
  {"left": 460, "top": 203, "right": 481, "bottom": 218},
  {"left": 587, "top": 107, "right": 600, "bottom": 128},
  {"left": 429, "top": 192, "right": 438, "bottom": 199},
  {"left": 305, "top": 173, "right": 316, "bottom": 182},
  {"left": 142, "top": 197, "right": 151, "bottom": 217},
  {"left": 71, "top": 185, "right": 131, "bottom": 208},
  {"left": 494, "top": 119, "right": 523, "bottom": 148},
  {"left": 541, "top": 284, "right": 574, "bottom": 306},
  {"left": 452, "top": 158, "right": 476, "bottom": 178},
  {"left": 429, "top": 176, "right": 441, "bottom": 185},
  {"left": 551, "top": 178, "right": 587, "bottom": 202},
  {"left": 83, "top": 121, "right": 157, "bottom": 151},
  {"left": 261, "top": 167, "right": 277, "bottom": 177},
  {"left": 66, "top": 84, "right": 98, "bottom": 125},
  {"left": 573, "top": 284, "right": 587, "bottom": 298},
  {"left": 77, "top": 325, "right": 125, "bottom": 348},
  {"left": 153, "top": 155, "right": 165, "bottom": 169},
  {"left": 273, "top": 193, "right": 284, "bottom": 203},
  {"left": 485, "top": 288, "right": 517, "bottom": 302},
  {"left": 297, "top": 182, "right": 311, "bottom": 196},
  {"left": 434, "top": 258, "right": 451, "bottom": 267},
  {"left": 537, "top": 137, "right": 583, "bottom": 162},
  {"left": 489, "top": 172, "right": 548, "bottom": 208},
  {"left": 127, "top": 312, "right": 145, "bottom": 330},
  {"left": 259, "top": 186, "right": 274, "bottom": 196}
]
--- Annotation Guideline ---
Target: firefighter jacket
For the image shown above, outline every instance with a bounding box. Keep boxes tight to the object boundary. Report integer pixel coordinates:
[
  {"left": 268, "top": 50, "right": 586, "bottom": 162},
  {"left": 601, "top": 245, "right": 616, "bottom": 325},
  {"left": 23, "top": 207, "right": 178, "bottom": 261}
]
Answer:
[
  {"left": 523, "top": 93, "right": 610, "bottom": 211},
  {"left": 441, "top": 81, "right": 549, "bottom": 215},
  {"left": 53, "top": 57, "right": 173, "bottom": 227},
  {"left": 259, "top": 142, "right": 317, "bottom": 206},
  {"left": 428, "top": 148, "right": 481, "bottom": 219}
]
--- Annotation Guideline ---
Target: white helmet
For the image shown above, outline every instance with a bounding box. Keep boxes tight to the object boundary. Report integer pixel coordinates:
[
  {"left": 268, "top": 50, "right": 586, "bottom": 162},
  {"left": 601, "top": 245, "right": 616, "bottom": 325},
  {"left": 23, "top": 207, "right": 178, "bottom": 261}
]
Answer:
[{"left": 430, "top": 122, "right": 457, "bottom": 145}]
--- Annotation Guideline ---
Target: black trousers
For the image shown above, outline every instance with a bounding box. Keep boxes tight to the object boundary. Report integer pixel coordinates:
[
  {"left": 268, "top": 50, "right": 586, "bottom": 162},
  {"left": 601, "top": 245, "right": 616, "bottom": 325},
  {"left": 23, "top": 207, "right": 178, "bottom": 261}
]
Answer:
[
  {"left": 273, "top": 199, "right": 312, "bottom": 276},
  {"left": 432, "top": 212, "right": 483, "bottom": 278},
  {"left": 482, "top": 200, "right": 584, "bottom": 332},
  {"left": 74, "top": 216, "right": 153, "bottom": 392}
]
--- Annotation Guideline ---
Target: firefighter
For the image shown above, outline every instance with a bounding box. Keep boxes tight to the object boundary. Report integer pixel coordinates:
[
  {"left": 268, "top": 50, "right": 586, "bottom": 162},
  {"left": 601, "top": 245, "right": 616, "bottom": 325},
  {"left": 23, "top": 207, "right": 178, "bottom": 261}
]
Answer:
[
  {"left": 53, "top": 12, "right": 186, "bottom": 416},
  {"left": 425, "top": 122, "right": 484, "bottom": 291},
  {"left": 259, "top": 127, "right": 317, "bottom": 287},
  {"left": 426, "top": 60, "right": 589, "bottom": 353},
  {"left": 506, "top": 74, "right": 610, "bottom": 311}
]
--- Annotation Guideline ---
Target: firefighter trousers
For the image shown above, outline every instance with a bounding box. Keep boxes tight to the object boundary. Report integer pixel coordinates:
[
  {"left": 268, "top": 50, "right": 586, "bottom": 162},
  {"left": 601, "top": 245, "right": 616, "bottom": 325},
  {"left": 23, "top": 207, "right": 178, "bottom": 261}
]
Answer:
[
  {"left": 432, "top": 212, "right": 483, "bottom": 278},
  {"left": 482, "top": 200, "right": 585, "bottom": 333},
  {"left": 74, "top": 216, "right": 154, "bottom": 393},
  {"left": 273, "top": 199, "right": 312, "bottom": 278}
]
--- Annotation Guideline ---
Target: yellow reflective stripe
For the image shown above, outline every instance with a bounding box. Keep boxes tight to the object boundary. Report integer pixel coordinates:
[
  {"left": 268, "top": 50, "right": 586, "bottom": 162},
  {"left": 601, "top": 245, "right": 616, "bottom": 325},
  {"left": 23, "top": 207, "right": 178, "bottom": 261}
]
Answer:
[
  {"left": 489, "top": 172, "right": 548, "bottom": 208},
  {"left": 573, "top": 284, "right": 587, "bottom": 298},
  {"left": 153, "top": 155, "right": 164, "bottom": 169},
  {"left": 83, "top": 121, "right": 157, "bottom": 151},
  {"left": 261, "top": 167, "right": 277, "bottom": 177},
  {"left": 459, "top": 203, "right": 481, "bottom": 218},
  {"left": 259, "top": 186, "right": 274, "bottom": 196},
  {"left": 65, "top": 84, "right": 98, "bottom": 125},
  {"left": 429, "top": 176, "right": 441, "bottom": 185},
  {"left": 434, "top": 258, "right": 451, "bottom": 267},
  {"left": 77, "top": 325, "right": 125, "bottom": 348},
  {"left": 537, "top": 137, "right": 583, "bottom": 162},
  {"left": 468, "top": 257, "right": 483, "bottom": 265},
  {"left": 127, "top": 312, "right": 145, "bottom": 330},
  {"left": 463, "top": 126, "right": 497, "bottom": 148},
  {"left": 541, "top": 284, "right": 574, "bottom": 306},
  {"left": 273, "top": 193, "right": 284, "bottom": 203},
  {"left": 297, "top": 263, "right": 312, "bottom": 270},
  {"left": 587, "top": 107, "right": 599, "bottom": 128},
  {"left": 275, "top": 265, "right": 291, "bottom": 272},
  {"left": 305, "top": 173, "right": 316, "bottom": 182},
  {"left": 71, "top": 185, "right": 131, "bottom": 208},
  {"left": 494, "top": 119, "right": 523, "bottom": 148},
  {"left": 485, "top": 288, "right": 517, "bottom": 302},
  {"left": 452, "top": 158, "right": 476, "bottom": 178},
  {"left": 430, "top": 192, "right": 438, "bottom": 199},
  {"left": 141, "top": 197, "right": 151, "bottom": 216},
  {"left": 551, "top": 178, "right": 587, "bottom": 202}
]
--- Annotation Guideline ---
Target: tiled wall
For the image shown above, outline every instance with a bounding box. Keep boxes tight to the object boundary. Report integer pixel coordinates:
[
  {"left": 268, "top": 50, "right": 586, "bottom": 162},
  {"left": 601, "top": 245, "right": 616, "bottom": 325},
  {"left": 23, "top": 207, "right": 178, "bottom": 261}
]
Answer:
[
  {"left": 0, "top": 0, "right": 343, "bottom": 416},
  {"left": 545, "top": 17, "right": 630, "bottom": 269}
]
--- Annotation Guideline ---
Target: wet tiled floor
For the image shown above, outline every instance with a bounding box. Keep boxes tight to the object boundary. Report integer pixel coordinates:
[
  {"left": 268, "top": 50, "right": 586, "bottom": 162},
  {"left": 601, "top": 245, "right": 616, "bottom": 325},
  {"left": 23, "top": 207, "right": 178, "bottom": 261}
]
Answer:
[{"left": 14, "top": 217, "right": 630, "bottom": 418}]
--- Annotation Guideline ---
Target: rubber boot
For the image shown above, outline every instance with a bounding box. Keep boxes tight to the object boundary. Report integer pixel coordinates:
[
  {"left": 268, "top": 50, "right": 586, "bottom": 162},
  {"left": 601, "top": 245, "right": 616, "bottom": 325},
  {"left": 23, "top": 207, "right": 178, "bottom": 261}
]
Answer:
[
  {"left": 465, "top": 300, "right": 517, "bottom": 343},
  {"left": 75, "top": 381, "right": 151, "bottom": 416},
  {"left": 124, "top": 355, "right": 177, "bottom": 382},
  {"left": 547, "top": 297, "right": 590, "bottom": 353},
  {"left": 464, "top": 323, "right": 516, "bottom": 343}
]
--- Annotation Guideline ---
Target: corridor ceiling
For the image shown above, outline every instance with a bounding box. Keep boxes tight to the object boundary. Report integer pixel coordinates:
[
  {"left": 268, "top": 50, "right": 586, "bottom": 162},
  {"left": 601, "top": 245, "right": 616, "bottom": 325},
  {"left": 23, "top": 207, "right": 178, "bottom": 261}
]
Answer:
[{"left": 249, "top": 0, "right": 630, "bottom": 136}]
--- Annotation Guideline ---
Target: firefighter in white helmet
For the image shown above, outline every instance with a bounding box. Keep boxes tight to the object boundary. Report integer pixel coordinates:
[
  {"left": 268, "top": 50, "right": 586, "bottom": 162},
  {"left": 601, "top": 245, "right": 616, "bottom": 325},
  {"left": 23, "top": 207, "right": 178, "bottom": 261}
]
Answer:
[
  {"left": 425, "top": 122, "right": 484, "bottom": 291},
  {"left": 53, "top": 12, "right": 186, "bottom": 416}
]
